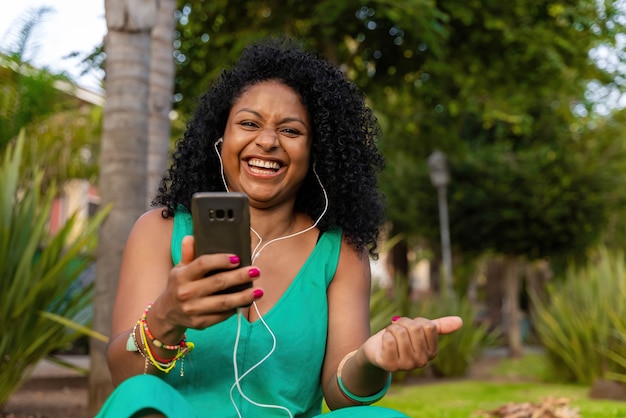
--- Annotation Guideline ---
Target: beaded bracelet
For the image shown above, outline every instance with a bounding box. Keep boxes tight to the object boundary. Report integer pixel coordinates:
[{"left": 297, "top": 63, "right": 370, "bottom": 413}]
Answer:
[
  {"left": 127, "top": 321, "right": 178, "bottom": 363},
  {"left": 135, "top": 327, "right": 178, "bottom": 374},
  {"left": 336, "top": 350, "right": 392, "bottom": 405},
  {"left": 126, "top": 304, "right": 195, "bottom": 376},
  {"left": 141, "top": 302, "right": 187, "bottom": 350},
  {"left": 139, "top": 320, "right": 179, "bottom": 373}
]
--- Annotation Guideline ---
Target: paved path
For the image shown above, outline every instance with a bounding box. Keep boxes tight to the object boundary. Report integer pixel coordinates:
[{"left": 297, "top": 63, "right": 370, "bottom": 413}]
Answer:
[{"left": 29, "top": 355, "right": 90, "bottom": 379}]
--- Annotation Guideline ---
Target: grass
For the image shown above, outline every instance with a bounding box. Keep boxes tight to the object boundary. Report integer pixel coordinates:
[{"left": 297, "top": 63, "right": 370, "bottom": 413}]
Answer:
[
  {"left": 373, "top": 381, "right": 626, "bottom": 417},
  {"left": 323, "top": 350, "right": 626, "bottom": 417},
  {"left": 490, "top": 351, "right": 554, "bottom": 381}
]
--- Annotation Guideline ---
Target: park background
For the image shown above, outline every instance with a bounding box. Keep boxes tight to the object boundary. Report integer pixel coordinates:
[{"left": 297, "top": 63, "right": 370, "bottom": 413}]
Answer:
[{"left": 1, "top": 0, "right": 626, "bottom": 417}]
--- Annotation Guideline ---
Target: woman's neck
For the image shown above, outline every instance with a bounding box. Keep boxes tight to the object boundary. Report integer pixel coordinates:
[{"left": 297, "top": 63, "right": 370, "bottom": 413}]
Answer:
[{"left": 249, "top": 205, "right": 310, "bottom": 241}]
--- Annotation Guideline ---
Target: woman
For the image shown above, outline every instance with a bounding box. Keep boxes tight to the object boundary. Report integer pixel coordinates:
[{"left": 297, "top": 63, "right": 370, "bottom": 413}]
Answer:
[{"left": 98, "top": 37, "right": 462, "bottom": 418}]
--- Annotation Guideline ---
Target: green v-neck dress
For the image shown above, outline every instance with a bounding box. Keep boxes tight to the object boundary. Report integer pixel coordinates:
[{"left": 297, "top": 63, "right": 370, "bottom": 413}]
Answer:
[{"left": 96, "top": 210, "right": 408, "bottom": 418}]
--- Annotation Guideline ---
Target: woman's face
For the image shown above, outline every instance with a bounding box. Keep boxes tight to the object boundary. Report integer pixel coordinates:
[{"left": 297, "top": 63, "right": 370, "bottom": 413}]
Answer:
[{"left": 220, "top": 80, "right": 312, "bottom": 209}]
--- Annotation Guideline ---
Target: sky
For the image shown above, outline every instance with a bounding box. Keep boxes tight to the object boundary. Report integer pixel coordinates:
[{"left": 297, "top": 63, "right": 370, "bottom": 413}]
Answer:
[{"left": 0, "top": 0, "right": 107, "bottom": 93}]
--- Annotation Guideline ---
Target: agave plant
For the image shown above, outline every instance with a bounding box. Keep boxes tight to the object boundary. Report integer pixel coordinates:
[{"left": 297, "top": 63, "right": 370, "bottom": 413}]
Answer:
[
  {"left": 531, "top": 247, "right": 626, "bottom": 385},
  {"left": 606, "top": 308, "right": 626, "bottom": 384},
  {"left": 0, "top": 131, "right": 109, "bottom": 406}
]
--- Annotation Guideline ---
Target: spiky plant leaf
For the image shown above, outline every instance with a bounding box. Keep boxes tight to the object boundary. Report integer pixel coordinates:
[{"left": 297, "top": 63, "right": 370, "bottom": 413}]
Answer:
[{"left": 0, "top": 131, "right": 109, "bottom": 405}]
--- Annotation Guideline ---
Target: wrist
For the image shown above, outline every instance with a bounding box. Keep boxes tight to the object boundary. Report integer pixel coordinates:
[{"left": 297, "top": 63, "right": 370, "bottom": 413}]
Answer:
[
  {"left": 126, "top": 301, "right": 194, "bottom": 376},
  {"left": 353, "top": 347, "right": 385, "bottom": 374},
  {"left": 147, "top": 299, "right": 187, "bottom": 344},
  {"left": 336, "top": 349, "right": 391, "bottom": 405}
]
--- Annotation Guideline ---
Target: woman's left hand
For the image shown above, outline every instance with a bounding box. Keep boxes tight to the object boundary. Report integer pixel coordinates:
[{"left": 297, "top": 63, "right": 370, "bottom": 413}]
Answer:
[{"left": 361, "top": 316, "right": 463, "bottom": 372}]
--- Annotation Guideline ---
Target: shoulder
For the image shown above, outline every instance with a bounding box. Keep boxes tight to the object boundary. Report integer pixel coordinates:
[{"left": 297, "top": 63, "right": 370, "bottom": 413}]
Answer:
[
  {"left": 338, "top": 237, "right": 370, "bottom": 273},
  {"left": 126, "top": 208, "right": 174, "bottom": 250},
  {"left": 332, "top": 233, "right": 371, "bottom": 289},
  {"left": 133, "top": 208, "right": 173, "bottom": 231},
  {"left": 119, "top": 209, "right": 175, "bottom": 282}
]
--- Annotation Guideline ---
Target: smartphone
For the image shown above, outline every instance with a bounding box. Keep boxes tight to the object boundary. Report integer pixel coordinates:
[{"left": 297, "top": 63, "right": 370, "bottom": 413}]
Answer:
[{"left": 191, "top": 192, "right": 252, "bottom": 294}]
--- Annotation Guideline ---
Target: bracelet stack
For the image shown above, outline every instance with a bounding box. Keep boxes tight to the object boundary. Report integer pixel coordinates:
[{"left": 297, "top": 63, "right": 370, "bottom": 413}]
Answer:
[
  {"left": 126, "top": 302, "right": 195, "bottom": 376},
  {"left": 336, "top": 350, "right": 391, "bottom": 405}
]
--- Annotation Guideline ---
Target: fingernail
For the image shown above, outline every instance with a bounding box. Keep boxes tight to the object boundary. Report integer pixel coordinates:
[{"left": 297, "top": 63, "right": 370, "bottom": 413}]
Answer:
[
  {"left": 248, "top": 267, "right": 260, "bottom": 277},
  {"left": 229, "top": 255, "right": 240, "bottom": 264},
  {"left": 253, "top": 288, "right": 264, "bottom": 299},
  {"left": 392, "top": 315, "right": 401, "bottom": 322}
]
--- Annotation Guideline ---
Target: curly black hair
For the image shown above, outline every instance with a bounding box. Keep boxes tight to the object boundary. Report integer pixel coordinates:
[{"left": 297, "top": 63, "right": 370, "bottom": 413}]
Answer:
[{"left": 153, "top": 37, "right": 385, "bottom": 257}]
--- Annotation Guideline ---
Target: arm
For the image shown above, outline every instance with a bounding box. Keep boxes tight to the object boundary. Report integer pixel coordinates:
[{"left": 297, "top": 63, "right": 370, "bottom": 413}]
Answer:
[
  {"left": 322, "top": 239, "right": 386, "bottom": 409},
  {"left": 106, "top": 209, "right": 174, "bottom": 384},
  {"left": 322, "top": 238, "right": 463, "bottom": 409},
  {"left": 106, "top": 209, "right": 261, "bottom": 385}
]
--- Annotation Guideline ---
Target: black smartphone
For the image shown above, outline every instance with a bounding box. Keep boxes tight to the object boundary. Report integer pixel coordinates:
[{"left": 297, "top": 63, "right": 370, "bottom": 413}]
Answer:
[{"left": 191, "top": 192, "right": 252, "bottom": 294}]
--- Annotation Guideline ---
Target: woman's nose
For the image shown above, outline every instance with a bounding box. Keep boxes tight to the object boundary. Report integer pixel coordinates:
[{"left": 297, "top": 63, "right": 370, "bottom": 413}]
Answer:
[{"left": 255, "top": 128, "right": 279, "bottom": 151}]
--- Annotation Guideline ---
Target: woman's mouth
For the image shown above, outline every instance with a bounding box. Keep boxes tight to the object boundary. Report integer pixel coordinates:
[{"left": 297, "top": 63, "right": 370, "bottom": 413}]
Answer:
[{"left": 247, "top": 158, "right": 282, "bottom": 175}]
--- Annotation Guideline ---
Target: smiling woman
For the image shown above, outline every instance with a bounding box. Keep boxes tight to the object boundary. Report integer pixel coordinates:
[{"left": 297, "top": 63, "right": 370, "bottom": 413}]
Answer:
[{"left": 95, "top": 36, "right": 462, "bottom": 418}]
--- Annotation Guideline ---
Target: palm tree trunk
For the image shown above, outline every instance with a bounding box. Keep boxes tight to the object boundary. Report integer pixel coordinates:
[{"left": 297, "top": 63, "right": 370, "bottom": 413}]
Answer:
[
  {"left": 485, "top": 257, "right": 504, "bottom": 333},
  {"left": 146, "top": 0, "right": 176, "bottom": 208},
  {"left": 503, "top": 256, "right": 523, "bottom": 358},
  {"left": 89, "top": 0, "right": 158, "bottom": 414}
]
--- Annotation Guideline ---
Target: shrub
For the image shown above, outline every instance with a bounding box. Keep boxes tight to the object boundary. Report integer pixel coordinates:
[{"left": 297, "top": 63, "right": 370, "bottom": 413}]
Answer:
[
  {"left": 0, "top": 132, "right": 108, "bottom": 406},
  {"left": 531, "top": 247, "right": 626, "bottom": 385}
]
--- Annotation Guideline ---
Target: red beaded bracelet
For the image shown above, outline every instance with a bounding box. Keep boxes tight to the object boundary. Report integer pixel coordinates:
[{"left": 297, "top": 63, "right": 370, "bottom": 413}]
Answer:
[{"left": 141, "top": 302, "right": 188, "bottom": 351}]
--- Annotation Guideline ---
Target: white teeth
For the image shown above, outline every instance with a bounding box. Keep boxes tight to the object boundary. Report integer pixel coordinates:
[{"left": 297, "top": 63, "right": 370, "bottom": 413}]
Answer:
[{"left": 248, "top": 158, "right": 280, "bottom": 170}]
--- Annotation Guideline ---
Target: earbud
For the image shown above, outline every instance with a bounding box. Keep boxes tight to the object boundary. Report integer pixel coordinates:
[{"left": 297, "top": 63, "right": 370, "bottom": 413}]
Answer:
[{"left": 214, "top": 138, "right": 229, "bottom": 192}]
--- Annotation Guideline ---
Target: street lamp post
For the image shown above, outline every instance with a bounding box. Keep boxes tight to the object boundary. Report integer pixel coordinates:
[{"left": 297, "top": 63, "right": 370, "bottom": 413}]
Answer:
[{"left": 428, "top": 150, "right": 453, "bottom": 294}]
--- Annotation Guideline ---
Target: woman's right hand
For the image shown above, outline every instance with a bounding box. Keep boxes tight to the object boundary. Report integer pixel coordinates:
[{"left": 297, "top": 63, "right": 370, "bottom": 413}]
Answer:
[
  {"left": 151, "top": 235, "right": 262, "bottom": 337},
  {"left": 108, "top": 210, "right": 263, "bottom": 384}
]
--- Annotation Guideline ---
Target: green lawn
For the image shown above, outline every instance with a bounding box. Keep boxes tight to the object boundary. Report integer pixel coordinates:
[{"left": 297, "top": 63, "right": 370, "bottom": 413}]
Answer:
[
  {"left": 323, "top": 352, "right": 626, "bottom": 417},
  {"left": 372, "top": 380, "right": 626, "bottom": 417}
]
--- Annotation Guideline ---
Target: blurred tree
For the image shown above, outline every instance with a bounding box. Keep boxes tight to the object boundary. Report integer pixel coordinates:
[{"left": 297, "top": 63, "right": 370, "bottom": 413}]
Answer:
[
  {"left": 170, "top": 0, "right": 626, "bottom": 358},
  {"left": 90, "top": 0, "right": 159, "bottom": 413},
  {"left": 408, "top": 1, "right": 624, "bottom": 357},
  {"left": 0, "top": 56, "right": 66, "bottom": 150},
  {"left": 170, "top": 0, "right": 446, "bottom": 115},
  {"left": 0, "top": 56, "right": 102, "bottom": 185},
  {"left": 0, "top": 8, "right": 102, "bottom": 185},
  {"left": 0, "top": 8, "right": 59, "bottom": 149}
]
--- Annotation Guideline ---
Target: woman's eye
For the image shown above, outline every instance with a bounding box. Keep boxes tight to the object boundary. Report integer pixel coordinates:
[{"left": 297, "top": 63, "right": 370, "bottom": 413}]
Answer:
[
  {"left": 240, "top": 121, "right": 259, "bottom": 128},
  {"left": 281, "top": 128, "right": 301, "bottom": 136}
]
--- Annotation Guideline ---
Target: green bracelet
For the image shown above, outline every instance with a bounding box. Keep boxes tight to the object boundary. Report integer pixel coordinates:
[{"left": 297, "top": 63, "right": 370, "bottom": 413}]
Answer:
[{"left": 337, "top": 373, "right": 392, "bottom": 405}]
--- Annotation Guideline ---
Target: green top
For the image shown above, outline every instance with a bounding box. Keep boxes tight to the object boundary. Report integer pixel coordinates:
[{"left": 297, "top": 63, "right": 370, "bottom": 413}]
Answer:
[{"left": 165, "top": 210, "right": 342, "bottom": 417}]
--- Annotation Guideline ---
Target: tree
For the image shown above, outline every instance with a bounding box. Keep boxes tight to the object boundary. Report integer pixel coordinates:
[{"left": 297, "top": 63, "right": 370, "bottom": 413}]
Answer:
[
  {"left": 170, "top": 0, "right": 626, "bottom": 358},
  {"left": 90, "top": 0, "right": 159, "bottom": 413},
  {"left": 0, "top": 8, "right": 103, "bottom": 186},
  {"left": 147, "top": 0, "right": 176, "bottom": 208},
  {"left": 170, "top": 0, "right": 445, "bottom": 116},
  {"left": 373, "top": 0, "right": 626, "bottom": 356},
  {"left": 0, "top": 8, "right": 74, "bottom": 151}
]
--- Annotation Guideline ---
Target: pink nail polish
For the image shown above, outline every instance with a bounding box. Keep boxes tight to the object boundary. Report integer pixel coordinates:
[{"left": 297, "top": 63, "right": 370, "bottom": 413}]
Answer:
[
  {"left": 392, "top": 315, "right": 401, "bottom": 322},
  {"left": 248, "top": 267, "right": 260, "bottom": 277},
  {"left": 253, "top": 288, "right": 264, "bottom": 299},
  {"left": 229, "top": 255, "right": 240, "bottom": 264}
]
